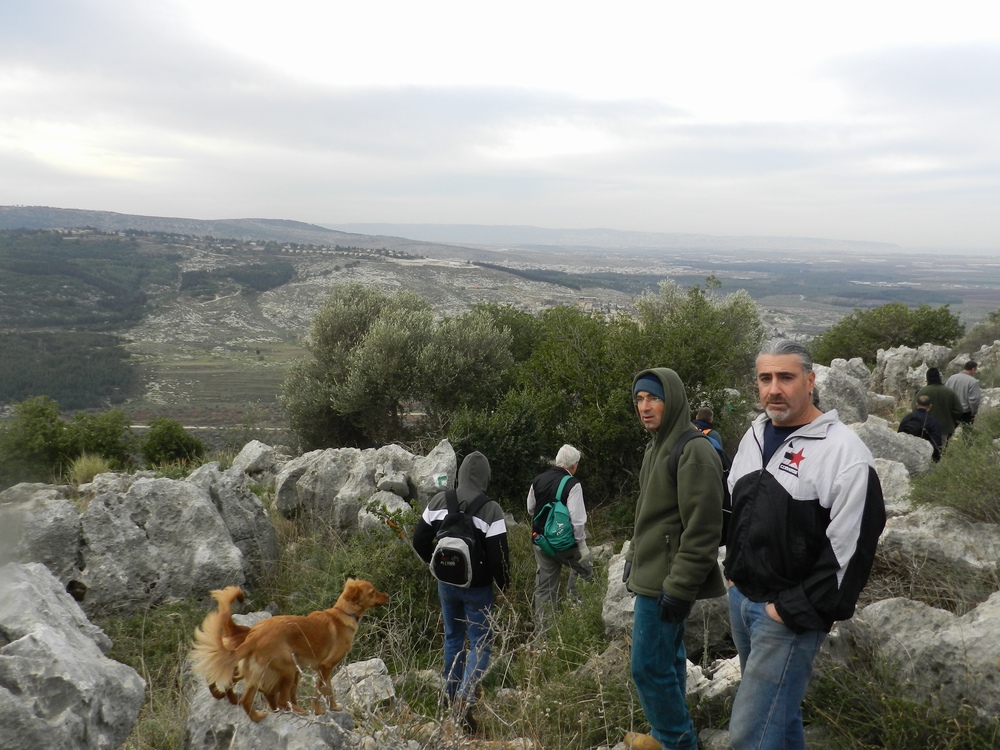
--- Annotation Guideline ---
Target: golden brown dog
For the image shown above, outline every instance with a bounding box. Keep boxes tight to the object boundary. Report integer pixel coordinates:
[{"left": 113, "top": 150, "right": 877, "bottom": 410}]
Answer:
[
  {"left": 188, "top": 586, "right": 251, "bottom": 705},
  {"left": 190, "top": 578, "right": 390, "bottom": 721}
]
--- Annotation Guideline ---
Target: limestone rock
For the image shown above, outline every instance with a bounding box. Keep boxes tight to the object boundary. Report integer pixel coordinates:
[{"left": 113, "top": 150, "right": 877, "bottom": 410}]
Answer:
[
  {"left": 0, "top": 563, "right": 145, "bottom": 749},
  {"left": 79, "top": 477, "right": 244, "bottom": 614}
]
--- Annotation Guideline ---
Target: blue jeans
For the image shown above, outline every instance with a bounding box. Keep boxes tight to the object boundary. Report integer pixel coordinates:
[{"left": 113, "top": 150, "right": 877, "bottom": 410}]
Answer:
[
  {"left": 728, "top": 585, "right": 827, "bottom": 750},
  {"left": 631, "top": 594, "right": 698, "bottom": 750},
  {"left": 438, "top": 582, "right": 493, "bottom": 704}
]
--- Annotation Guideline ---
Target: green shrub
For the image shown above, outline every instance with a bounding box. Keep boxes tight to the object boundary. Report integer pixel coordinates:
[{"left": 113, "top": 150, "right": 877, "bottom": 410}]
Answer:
[
  {"left": 0, "top": 395, "right": 65, "bottom": 488},
  {"left": 67, "top": 453, "right": 112, "bottom": 486},
  {"left": 63, "top": 409, "right": 134, "bottom": 468},
  {"left": 810, "top": 302, "right": 963, "bottom": 365},
  {"left": 139, "top": 417, "right": 207, "bottom": 466},
  {"left": 908, "top": 409, "right": 1000, "bottom": 525},
  {"left": 953, "top": 307, "right": 1000, "bottom": 353}
]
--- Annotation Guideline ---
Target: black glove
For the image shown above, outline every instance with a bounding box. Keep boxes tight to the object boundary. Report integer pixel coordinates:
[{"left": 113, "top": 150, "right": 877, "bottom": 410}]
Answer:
[
  {"left": 622, "top": 560, "right": 632, "bottom": 585},
  {"left": 658, "top": 591, "right": 692, "bottom": 623}
]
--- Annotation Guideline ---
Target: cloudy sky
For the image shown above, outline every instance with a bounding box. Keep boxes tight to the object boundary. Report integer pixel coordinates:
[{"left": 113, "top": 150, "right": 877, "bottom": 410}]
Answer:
[{"left": 3, "top": 0, "right": 998, "bottom": 251}]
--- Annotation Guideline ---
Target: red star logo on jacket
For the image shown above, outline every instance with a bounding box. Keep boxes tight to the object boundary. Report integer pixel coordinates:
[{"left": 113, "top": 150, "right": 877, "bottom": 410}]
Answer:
[{"left": 788, "top": 448, "right": 805, "bottom": 467}]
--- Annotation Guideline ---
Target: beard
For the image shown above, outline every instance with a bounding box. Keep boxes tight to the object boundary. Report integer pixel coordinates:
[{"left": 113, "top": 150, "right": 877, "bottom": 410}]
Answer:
[{"left": 764, "top": 400, "right": 791, "bottom": 424}]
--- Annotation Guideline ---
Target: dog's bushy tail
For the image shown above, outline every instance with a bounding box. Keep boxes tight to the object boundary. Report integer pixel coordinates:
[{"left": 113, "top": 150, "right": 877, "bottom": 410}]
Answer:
[{"left": 189, "top": 586, "right": 245, "bottom": 689}]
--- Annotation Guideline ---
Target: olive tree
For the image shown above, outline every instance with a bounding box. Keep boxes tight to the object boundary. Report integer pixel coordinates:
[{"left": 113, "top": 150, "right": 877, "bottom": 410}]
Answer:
[{"left": 282, "top": 283, "right": 514, "bottom": 450}]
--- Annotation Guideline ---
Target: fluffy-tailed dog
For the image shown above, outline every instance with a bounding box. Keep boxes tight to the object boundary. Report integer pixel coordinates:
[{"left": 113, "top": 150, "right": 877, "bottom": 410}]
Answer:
[{"left": 190, "top": 578, "right": 390, "bottom": 722}]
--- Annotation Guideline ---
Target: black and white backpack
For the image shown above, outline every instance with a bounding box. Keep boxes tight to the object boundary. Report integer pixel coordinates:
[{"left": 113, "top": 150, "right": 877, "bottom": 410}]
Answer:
[{"left": 430, "top": 490, "right": 490, "bottom": 588}]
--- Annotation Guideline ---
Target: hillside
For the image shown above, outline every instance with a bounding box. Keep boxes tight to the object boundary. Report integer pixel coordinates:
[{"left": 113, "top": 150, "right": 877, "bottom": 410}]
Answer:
[{"left": 2, "top": 205, "right": 998, "bottom": 425}]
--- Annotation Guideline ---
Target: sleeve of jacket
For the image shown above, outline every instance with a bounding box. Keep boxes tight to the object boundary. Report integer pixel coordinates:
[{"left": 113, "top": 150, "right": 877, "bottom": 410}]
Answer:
[
  {"left": 666, "top": 439, "right": 724, "bottom": 601},
  {"left": 412, "top": 517, "right": 435, "bottom": 564},
  {"left": 969, "top": 380, "right": 982, "bottom": 414},
  {"left": 485, "top": 532, "right": 511, "bottom": 591},
  {"left": 950, "top": 394, "right": 964, "bottom": 423},
  {"left": 775, "top": 462, "right": 886, "bottom": 632}
]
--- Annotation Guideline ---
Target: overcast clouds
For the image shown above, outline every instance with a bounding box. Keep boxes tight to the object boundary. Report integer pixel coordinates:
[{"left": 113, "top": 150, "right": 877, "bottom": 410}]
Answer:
[{"left": 2, "top": 1, "right": 998, "bottom": 250}]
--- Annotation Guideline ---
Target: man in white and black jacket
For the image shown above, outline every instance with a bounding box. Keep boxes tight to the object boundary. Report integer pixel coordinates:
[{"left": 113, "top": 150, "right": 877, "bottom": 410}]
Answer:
[{"left": 723, "top": 339, "right": 886, "bottom": 750}]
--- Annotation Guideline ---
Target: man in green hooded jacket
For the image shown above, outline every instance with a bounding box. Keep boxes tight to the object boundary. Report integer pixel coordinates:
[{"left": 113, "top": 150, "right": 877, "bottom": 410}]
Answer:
[{"left": 622, "top": 368, "right": 726, "bottom": 750}]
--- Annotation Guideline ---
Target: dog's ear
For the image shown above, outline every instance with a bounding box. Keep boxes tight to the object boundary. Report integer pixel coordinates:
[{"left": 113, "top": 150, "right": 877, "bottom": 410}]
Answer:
[{"left": 343, "top": 578, "right": 363, "bottom": 602}]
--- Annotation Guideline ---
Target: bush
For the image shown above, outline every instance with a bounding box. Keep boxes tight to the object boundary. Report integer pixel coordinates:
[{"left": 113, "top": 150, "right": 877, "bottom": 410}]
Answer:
[
  {"left": 139, "top": 417, "right": 207, "bottom": 466},
  {"left": 954, "top": 307, "right": 1000, "bottom": 353},
  {"left": 63, "top": 409, "right": 133, "bottom": 468},
  {"left": 908, "top": 408, "right": 1000, "bottom": 525},
  {"left": 0, "top": 396, "right": 65, "bottom": 488},
  {"left": 810, "top": 302, "right": 963, "bottom": 365},
  {"left": 67, "top": 453, "right": 113, "bottom": 486}
]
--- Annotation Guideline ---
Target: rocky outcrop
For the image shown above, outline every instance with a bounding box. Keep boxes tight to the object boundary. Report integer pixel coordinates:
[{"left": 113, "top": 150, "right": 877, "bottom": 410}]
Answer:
[
  {"left": 878, "top": 505, "right": 1000, "bottom": 576},
  {"left": 187, "top": 462, "right": 279, "bottom": 586},
  {"left": 870, "top": 344, "right": 952, "bottom": 401},
  {"left": 832, "top": 592, "right": 1000, "bottom": 723},
  {"left": 0, "top": 563, "right": 145, "bottom": 748},
  {"left": 813, "top": 364, "right": 868, "bottom": 424},
  {"left": 0, "top": 483, "right": 83, "bottom": 595},
  {"left": 274, "top": 440, "right": 456, "bottom": 526},
  {"left": 850, "top": 415, "right": 934, "bottom": 475},
  {"left": 79, "top": 477, "right": 245, "bottom": 614}
]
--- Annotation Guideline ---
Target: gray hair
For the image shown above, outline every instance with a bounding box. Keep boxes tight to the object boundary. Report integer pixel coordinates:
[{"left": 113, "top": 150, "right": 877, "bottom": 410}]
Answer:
[
  {"left": 554, "top": 444, "right": 581, "bottom": 469},
  {"left": 758, "top": 338, "right": 814, "bottom": 374}
]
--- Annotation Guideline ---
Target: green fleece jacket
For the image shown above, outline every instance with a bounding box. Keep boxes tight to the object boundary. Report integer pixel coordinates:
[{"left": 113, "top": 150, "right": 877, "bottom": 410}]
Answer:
[{"left": 625, "top": 367, "right": 726, "bottom": 602}]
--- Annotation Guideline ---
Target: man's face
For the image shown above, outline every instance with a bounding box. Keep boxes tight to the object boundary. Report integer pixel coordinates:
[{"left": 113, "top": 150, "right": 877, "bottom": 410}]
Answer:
[
  {"left": 636, "top": 391, "right": 665, "bottom": 432},
  {"left": 757, "top": 354, "right": 816, "bottom": 426}
]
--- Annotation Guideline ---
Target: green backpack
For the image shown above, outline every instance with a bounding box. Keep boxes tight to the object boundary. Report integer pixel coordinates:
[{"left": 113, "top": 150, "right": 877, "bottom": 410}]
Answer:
[{"left": 531, "top": 475, "right": 577, "bottom": 557}]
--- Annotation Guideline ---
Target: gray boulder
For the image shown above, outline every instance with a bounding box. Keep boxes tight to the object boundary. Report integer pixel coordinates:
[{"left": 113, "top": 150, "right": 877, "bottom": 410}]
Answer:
[
  {"left": 813, "top": 365, "right": 868, "bottom": 424},
  {"left": 274, "top": 448, "right": 374, "bottom": 529},
  {"left": 79, "top": 477, "right": 244, "bottom": 614},
  {"left": 835, "top": 592, "right": 1000, "bottom": 722},
  {"left": 357, "top": 490, "right": 415, "bottom": 534},
  {"left": 850, "top": 416, "right": 933, "bottom": 475},
  {"left": 330, "top": 658, "right": 395, "bottom": 711},
  {"left": 831, "top": 357, "right": 871, "bottom": 385},
  {"left": 878, "top": 505, "right": 1000, "bottom": 576},
  {"left": 187, "top": 462, "right": 279, "bottom": 586},
  {"left": 0, "top": 484, "right": 82, "bottom": 593},
  {"left": 410, "top": 440, "right": 457, "bottom": 506},
  {"left": 185, "top": 678, "right": 354, "bottom": 750},
  {"left": 231, "top": 440, "right": 284, "bottom": 477},
  {"left": 872, "top": 458, "right": 913, "bottom": 517},
  {"left": 0, "top": 563, "right": 145, "bottom": 749},
  {"left": 871, "top": 345, "right": 922, "bottom": 402}
]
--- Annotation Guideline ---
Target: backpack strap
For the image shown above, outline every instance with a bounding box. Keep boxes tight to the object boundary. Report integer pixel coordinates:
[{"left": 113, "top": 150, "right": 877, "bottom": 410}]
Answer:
[
  {"left": 464, "top": 493, "right": 491, "bottom": 518},
  {"left": 555, "top": 475, "right": 573, "bottom": 503},
  {"left": 667, "top": 429, "right": 709, "bottom": 484},
  {"left": 445, "top": 489, "right": 459, "bottom": 514}
]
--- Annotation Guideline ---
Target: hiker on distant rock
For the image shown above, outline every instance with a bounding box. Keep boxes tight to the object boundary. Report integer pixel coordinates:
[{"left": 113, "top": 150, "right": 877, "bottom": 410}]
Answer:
[
  {"left": 914, "top": 368, "right": 963, "bottom": 445},
  {"left": 946, "top": 361, "right": 981, "bottom": 426},
  {"left": 897, "top": 394, "right": 943, "bottom": 461}
]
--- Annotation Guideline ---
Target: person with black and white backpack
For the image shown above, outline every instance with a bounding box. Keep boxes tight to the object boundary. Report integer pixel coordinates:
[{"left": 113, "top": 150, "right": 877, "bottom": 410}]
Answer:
[
  {"left": 527, "top": 443, "right": 593, "bottom": 631},
  {"left": 412, "top": 451, "right": 509, "bottom": 734}
]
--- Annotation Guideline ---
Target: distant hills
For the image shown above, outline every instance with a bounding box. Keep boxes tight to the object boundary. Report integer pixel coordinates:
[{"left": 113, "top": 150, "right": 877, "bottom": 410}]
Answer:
[
  {"left": 1, "top": 205, "right": 901, "bottom": 256},
  {"left": 325, "top": 222, "right": 902, "bottom": 254}
]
